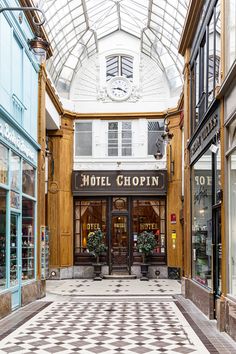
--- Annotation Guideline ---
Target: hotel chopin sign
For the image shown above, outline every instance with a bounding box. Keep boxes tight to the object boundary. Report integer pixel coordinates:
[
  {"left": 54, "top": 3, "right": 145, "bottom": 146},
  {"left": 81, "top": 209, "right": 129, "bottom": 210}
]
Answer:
[{"left": 72, "top": 170, "right": 167, "bottom": 196}]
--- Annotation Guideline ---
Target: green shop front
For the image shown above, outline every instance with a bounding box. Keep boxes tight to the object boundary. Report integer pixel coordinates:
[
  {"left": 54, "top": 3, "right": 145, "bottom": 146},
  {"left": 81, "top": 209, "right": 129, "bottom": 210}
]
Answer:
[{"left": 0, "top": 117, "right": 39, "bottom": 313}]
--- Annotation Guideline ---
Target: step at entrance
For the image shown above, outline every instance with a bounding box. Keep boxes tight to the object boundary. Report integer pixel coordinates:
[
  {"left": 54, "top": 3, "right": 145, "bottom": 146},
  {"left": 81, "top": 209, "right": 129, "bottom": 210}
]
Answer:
[{"left": 103, "top": 274, "right": 137, "bottom": 279}]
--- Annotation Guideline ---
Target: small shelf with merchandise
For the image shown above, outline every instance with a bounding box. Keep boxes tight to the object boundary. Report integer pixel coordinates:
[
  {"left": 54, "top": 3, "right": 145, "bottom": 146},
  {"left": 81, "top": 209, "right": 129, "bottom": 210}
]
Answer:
[{"left": 22, "top": 223, "right": 35, "bottom": 281}]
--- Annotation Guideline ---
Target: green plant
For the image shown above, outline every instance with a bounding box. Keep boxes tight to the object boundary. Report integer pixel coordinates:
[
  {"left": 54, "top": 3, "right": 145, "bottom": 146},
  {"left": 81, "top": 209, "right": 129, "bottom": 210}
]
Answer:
[
  {"left": 87, "top": 229, "right": 107, "bottom": 263},
  {"left": 137, "top": 231, "right": 157, "bottom": 263}
]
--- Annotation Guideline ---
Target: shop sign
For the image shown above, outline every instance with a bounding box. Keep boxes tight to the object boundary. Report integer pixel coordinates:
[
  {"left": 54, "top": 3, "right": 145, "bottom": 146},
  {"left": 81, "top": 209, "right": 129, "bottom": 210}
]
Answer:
[
  {"left": 0, "top": 118, "right": 36, "bottom": 162},
  {"left": 190, "top": 109, "right": 219, "bottom": 164},
  {"left": 72, "top": 170, "right": 167, "bottom": 195}
]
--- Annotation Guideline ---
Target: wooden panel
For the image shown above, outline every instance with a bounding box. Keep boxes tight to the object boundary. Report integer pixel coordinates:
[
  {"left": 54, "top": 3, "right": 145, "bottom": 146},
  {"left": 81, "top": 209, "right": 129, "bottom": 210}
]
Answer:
[
  {"left": 47, "top": 115, "right": 74, "bottom": 268},
  {"left": 167, "top": 114, "right": 183, "bottom": 270}
]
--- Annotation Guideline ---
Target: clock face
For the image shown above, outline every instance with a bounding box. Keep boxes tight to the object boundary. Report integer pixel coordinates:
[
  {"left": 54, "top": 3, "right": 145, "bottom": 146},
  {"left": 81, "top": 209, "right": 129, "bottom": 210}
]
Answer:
[{"left": 108, "top": 76, "right": 132, "bottom": 101}]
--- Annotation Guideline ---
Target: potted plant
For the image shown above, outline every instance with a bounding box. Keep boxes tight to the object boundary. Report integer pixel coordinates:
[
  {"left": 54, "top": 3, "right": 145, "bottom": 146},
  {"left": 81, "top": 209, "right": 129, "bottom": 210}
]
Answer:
[
  {"left": 137, "top": 230, "right": 157, "bottom": 280},
  {"left": 87, "top": 229, "right": 107, "bottom": 280}
]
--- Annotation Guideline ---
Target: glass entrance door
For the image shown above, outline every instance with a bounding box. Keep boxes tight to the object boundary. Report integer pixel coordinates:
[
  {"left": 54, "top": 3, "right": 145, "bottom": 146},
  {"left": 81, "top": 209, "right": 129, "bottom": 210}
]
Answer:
[
  {"left": 213, "top": 206, "right": 222, "bottom": 309},
  {"left": 111, "top": 215, "right": 129, "bottom": 273},
  {"left": 10, "top": 213, "right": 21, "bottom": 309}
]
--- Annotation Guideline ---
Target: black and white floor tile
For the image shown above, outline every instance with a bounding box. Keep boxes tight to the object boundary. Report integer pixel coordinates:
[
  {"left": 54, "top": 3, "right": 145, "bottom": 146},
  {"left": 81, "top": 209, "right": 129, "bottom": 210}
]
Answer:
[
  {"left": 46, "top": 279, "right": 181, "bottom": 296},
  {"left": 0, "top": 301, "right": 209, "bottom": 354}
]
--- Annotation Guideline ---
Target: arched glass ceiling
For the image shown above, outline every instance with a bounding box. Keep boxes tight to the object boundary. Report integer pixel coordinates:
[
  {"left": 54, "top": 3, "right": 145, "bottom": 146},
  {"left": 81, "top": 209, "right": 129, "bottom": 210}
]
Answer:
[{"left": 38, "top": 0, "right": 189, "bottom": 96}]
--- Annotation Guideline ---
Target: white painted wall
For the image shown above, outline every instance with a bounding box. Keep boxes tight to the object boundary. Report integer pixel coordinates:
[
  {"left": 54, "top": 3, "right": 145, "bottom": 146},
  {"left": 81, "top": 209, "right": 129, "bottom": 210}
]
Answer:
[
  {"left": 45, "top": 92, "right": 61, "bottom": 130},
  {"left": 73, "top": 118, "right": 167, "bottom": 171},
  {"left": 68, "top": 31, "right": 181, "bottom": 114}
]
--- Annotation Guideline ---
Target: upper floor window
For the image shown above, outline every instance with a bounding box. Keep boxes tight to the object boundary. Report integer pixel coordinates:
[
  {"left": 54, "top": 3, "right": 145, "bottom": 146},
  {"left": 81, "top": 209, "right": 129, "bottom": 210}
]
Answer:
[
  {"left": 108, "top": 121, "right": 132, "bottom": 156},
  {"left": 74, "top": 122, "right": 92, "bottom": 156},
  {"left": 148, "top": 121, "right": 165, "bottom": 156},
  {"left": 106, "top": 55, "right": 133, "bottom": 81},
  {"left": 190, "top": 1, "right": 221, "bottom": 133}
]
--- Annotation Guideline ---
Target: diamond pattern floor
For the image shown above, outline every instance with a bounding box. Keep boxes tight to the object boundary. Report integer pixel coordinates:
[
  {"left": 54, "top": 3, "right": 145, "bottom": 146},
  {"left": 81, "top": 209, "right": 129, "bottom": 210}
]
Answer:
[{"left": 0, "top": 301, "right": 209, "bottom": 354}]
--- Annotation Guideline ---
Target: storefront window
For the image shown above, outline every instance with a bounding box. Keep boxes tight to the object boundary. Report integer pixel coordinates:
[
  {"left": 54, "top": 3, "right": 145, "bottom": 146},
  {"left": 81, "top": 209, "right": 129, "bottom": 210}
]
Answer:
[
  {"left": 74, "top": 200, "right": 107, "bottom": 253},
  {"left": 0, "top": 189, "right": 7, "bottom": 289},
  {"left": 0, "top": 144, "right": 8, "bottom": 185},
  {"left": 229, "top": 150, "right": 236, "bottom": 296},
  {"left": 132, "top": 199, "right": 166, "bottom": 255},
  {"left": 22, "top": 198, "right": 35, "bottom": 281},
  {"left": 10, "top": 153, "right": 20, "bottom": 209},
  {"left": 192, "top": 149, "right": 212, "bottom": 287},
  {"left": 22, "top": 161, "right": 35, "bottom": 197}
]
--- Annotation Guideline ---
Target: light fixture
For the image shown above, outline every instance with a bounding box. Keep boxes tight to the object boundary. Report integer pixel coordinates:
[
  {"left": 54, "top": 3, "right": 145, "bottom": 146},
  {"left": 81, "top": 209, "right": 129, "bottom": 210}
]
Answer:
[
  {"left": 153, "top": 140, "right": 163, "bottom": 160},
  {"left": 0, "top": 6, "right": 50, "bottom": 64},
  {"left": 161, "top": 116, "right": 174, "bottom": 144}
]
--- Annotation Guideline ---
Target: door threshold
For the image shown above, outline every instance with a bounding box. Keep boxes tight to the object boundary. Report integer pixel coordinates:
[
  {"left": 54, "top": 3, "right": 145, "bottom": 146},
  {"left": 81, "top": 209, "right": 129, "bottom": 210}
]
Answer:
[{"left": 103, "top": 274, "right": 137, "bottom": 279}]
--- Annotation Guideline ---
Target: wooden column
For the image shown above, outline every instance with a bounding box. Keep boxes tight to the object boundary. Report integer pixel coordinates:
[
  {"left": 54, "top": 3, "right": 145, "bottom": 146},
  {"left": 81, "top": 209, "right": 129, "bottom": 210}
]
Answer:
[
  {"left": 37, "top": 65, "right": 47, "bottom": 279},
  {"left": 167, "top": 114, "right": 183, "bottom": 271},
  {"left": 183, "top": 50, "right": 191, "bottom": 278},
  {"left": 47, "top": 115, "right": 74, "bottom": 270}
]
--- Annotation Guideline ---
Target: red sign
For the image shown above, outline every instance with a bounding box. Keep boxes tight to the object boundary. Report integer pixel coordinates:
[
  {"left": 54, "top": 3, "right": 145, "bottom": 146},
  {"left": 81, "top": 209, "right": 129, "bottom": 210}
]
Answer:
[{"left": 171, "top": 213, "right": 176, "bottom": 224}]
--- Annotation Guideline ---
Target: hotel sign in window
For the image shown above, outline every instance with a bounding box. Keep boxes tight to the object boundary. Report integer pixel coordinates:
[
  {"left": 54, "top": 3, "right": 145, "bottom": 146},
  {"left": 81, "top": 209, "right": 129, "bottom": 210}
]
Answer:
[
  {"left": 74, "top": 122, "right": 92, "bottom": 157},
  {"left": 132, "top": 199, "right": 166, "bottom": 255},
  {"left": 108, "top": 121, "right": 132, "bottom": 156},
  {"left": 191, "top": 149, "right": 212, "bottom": 288},
  {"left": 74, "top": 200, "right": 107, "bottom": 254}
]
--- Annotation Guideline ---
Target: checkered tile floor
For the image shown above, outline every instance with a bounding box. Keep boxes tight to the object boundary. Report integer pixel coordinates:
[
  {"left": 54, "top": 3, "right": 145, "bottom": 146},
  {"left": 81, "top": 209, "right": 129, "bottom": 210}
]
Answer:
[
  {"left": 46, "top": 279, "right": 181, "bottom": 296},
  {"left": 0, "top": 301, "right": 209, "bottom": 354}
]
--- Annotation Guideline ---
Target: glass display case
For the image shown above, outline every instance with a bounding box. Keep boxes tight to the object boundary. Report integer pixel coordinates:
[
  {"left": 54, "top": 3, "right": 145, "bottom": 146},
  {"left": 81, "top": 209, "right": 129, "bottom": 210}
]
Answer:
[
  {"left": 41, "top": 226, "right": 49, "bottom": 279},
  {"left": 10, "top": 214, "right": 18, "bottom": 287},
  {"left": 22, "top": 198, "right": 35, "bottom": 281}
]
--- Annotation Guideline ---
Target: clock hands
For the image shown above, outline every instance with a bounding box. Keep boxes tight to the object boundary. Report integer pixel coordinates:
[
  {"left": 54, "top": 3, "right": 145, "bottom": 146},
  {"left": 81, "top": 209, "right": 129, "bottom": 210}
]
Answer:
[{"left": 113, "top": 87, "right": 127, "bottom": 93}]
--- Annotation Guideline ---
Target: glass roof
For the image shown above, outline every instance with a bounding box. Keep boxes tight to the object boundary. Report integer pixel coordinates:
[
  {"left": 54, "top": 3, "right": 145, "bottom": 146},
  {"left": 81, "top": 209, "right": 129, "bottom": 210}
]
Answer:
[{"left": 37, "top": 0, "right": 189, "bottom": 97}]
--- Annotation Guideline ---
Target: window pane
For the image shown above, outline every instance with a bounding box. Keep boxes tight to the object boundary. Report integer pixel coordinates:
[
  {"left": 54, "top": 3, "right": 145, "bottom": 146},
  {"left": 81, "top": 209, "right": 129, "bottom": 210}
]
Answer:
[
  {"left": 121, "top": 56, "right": 133, "bottom": 79},
  {"left": 108, "top": 122, "right": 118, "bottom": 156},
  {"left": 22, "top": 161, "right": 35, "bottom": 197},
  {"left": 208, "top": 15, "right": 214, "bottom": 106},
  {"left": 75, "top": 122, "right": 92, "bottom": 156},
  {"left": 148, "top": 121, "right": 164, "bottom": 156},
  {"left": 74, "top": 200, "right": 107, "bottom": 254},
  {"left": 192, "top": 150, "right": 212, "bottom": 288},
  {"left": 0, "top": 144, "right": 8, "bottom": 185},
  {"left": 0, "top": 189, "right": 7, "bottom": 289},
  {"left": 22, "top": 198, "right": 35, "bottom": 281},
  {"left": 122, "top": 121, "right": 132, "bottom": 156},
  {"left": 10, "top": 152, "right": 20, "bottom": 192},
  {"left": 132, "top": 199, "right": 166, "bottom": 255},
  {"left": 106, "top": 56, "right": 119, "bottom": 80}
]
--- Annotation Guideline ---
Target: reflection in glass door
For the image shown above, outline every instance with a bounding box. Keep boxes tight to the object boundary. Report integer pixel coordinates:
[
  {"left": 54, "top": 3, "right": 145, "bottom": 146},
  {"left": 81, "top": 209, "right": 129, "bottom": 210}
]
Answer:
[
  {"left": 213, "top": 207, "right": 222, "bottom": 299},
  {"left": 111, "top": 215, "right": 129, "bottom": 273},
  {"left": 10, "top": 213, "right": 21, "bottom": 309}
]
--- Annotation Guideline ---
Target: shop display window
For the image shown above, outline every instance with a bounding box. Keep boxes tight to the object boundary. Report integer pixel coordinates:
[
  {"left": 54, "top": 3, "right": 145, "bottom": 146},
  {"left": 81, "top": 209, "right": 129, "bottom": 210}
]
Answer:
[
  {"left": 74, "top": 199, "right": 107, "bottom": 253},
  {"left": 22, "top": 198, "right": 35, "bottom": 281},
  {"left": 132, "top": 199, "right": 166, "bottom": 255},
  {"left": 0, "top": 144, "right": 8, "bottom": 185},
  {"left": 225, "top": 0, "right": 236, "bottom": 73},
  {"left": 192, "top": 149, "right": 212, "bottom": 287},
  {"left": 0, "top": 189, "right": 7, "bottom": 289},
  {"left": 10, "top": 213, "right": 19, "bottom": 287},
  {"left": 22, "top": 161, "right": 35, "bottom": 197},
  {"left": 10, "top": 153, "right": 20, "bottom": 209},
  {"left": 229, "top": 150, "right": 236, "bottom": 296}
]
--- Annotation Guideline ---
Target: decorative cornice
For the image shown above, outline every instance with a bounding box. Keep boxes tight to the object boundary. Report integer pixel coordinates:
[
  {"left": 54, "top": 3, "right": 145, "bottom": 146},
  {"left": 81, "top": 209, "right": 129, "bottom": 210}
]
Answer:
[{"left": 178, "top": 0, "right": 204, "bottom": 55}]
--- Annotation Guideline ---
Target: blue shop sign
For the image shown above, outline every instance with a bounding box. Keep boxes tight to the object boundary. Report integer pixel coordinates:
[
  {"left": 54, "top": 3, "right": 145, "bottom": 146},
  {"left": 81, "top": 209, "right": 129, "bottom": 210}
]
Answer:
[{"left": 0, "top": 118, "right": 36, "bottom": 163}]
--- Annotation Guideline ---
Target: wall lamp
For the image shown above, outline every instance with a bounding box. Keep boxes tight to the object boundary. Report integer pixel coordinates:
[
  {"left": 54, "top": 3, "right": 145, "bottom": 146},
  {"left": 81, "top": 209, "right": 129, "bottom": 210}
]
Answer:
[
  {"left": 0, "top": 6, "right": 50, "bottom": 64},
  {"left": 154, "top": 139, "right": 163, "bottom": 160},
  {"left": 161, "top": 116, "right": 174, "bottom": 144}
]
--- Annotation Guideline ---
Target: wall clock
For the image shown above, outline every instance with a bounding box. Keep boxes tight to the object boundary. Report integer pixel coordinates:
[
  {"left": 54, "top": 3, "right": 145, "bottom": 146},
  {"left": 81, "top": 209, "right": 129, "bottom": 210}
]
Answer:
[{"left": 107, "top": 76, "right": 132, "bottom": 101}]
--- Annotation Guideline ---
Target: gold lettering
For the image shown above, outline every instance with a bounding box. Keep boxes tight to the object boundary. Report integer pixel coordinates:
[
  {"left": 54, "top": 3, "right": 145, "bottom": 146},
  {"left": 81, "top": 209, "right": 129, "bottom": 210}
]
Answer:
[
  {"left": 116, "top": 175, "right": 123, "bottom": 186},
  {"left": 151, "top": 176, "right": 159, "bottom": 186}
]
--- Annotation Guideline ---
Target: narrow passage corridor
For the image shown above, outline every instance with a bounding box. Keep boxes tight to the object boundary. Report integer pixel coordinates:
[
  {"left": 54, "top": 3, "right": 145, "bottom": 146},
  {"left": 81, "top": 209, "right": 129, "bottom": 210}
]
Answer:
[{"left": 0, "top": 280, "right": 236, "bottom": 354}]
